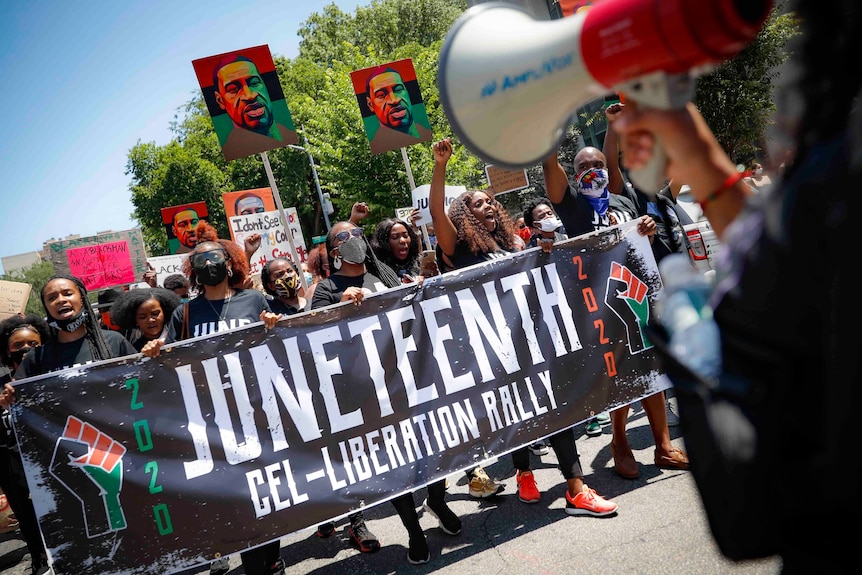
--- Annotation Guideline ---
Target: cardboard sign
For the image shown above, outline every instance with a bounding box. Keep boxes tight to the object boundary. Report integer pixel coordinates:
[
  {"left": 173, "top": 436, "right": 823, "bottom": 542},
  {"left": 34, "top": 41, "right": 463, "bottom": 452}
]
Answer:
[
  {"left": 410, "top": 184, "right": 467, "bottom": 227},
  {"left": 0, "top": 279, "right": 32, "bottom": 320},
  {"left": 485, "top": 164, "right": 530, "bottom": 195},
  {"left": 46, "top": 229, "right": 148, "bottom": 291}
]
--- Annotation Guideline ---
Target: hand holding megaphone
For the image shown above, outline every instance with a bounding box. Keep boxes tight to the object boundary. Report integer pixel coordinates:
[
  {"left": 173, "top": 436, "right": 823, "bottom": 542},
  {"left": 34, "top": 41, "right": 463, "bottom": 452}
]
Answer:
[{"left": 437, "top": 0, "right": 772, "bottom": 193}]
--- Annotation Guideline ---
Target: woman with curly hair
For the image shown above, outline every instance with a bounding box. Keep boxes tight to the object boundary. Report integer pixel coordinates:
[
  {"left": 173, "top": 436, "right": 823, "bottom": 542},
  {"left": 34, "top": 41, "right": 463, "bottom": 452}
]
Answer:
[
  {"left": 371, "top": 216, "right": 423, "bottom": 282},
  {"left": 430, "top": 139, "right": 521, "bottom": 273},
  {"left": 428, "top": 138, "right": 520, "bottom": 499},
  {"left": 142, "top": 221, "right": 282, "bottom": 575},
  {"left": 109, "top": 287, "right": 182, "bottom": 351}
]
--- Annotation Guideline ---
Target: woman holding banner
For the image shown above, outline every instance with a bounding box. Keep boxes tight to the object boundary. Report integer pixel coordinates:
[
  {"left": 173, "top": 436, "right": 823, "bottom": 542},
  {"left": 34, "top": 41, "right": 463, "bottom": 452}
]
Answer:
[
  {"left": 0, "top": 313, "right": 53, "bottom": 574},
  {"left": 141, "top": 221, "right": 282, "bottom": 575},
  {"left": 429, "top": 138, "right": 618, "bottom": 517},
  {"left": 311, "top": 216, "right": 461, "bottom": 564}
]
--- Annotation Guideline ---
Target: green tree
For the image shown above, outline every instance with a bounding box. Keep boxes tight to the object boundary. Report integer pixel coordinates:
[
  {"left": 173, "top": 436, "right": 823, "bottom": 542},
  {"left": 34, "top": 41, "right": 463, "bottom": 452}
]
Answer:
[
  {"left": 1, "top": 260, "right": 56, "bottom": 316},
  {"left": 695, "top": 4, "right": 800, "bottom": 165}
]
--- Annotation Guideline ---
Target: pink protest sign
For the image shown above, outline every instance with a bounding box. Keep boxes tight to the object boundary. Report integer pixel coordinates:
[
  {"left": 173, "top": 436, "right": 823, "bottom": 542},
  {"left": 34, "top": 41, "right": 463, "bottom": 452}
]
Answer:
[{"left": 65, "top": 241, "right": 135, "bottom": 291}]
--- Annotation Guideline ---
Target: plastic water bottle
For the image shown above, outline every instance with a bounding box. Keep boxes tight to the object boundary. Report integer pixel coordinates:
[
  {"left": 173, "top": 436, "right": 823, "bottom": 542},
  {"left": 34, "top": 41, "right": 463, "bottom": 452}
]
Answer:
[{"left": 656, "top": 254, "right": 722, "bottom": 379}]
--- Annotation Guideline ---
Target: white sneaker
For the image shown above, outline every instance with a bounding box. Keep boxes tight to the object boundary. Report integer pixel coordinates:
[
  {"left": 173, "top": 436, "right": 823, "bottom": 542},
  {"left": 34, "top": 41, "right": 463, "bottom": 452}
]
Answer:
[
  {"left": 666, "top": 399, "right": 680, "bottom": 427},
  {"left": 210, "top": 557, "right": 230, "bottom": 575},
  {"left": 529, "top": 440, "right": 550, "bottom": 456}
]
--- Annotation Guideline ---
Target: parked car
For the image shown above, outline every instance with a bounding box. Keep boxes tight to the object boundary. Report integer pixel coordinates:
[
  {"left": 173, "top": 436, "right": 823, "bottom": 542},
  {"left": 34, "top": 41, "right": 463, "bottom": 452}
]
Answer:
[{"left": 675, "top": 185, "right": 721, "bottom": 273}]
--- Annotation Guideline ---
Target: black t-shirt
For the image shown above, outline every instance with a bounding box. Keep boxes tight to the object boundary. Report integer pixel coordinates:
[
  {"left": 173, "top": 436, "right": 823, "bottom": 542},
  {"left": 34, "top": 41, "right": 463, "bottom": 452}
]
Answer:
[
  {"left": 619, "top": 183, "right": 690, "bottom": 263},
  {"left": 15, "top": 330, "right": 137, "bottom": 379},
  {"left": 166, "top": 289, "right": 271, "bottom": 342},
  {"left": 311, "top": 273, "right": 388, "bottom": 310},
  {"left": 435, "top": 242, "right": 513, "bottom": 273},
  {"left": 552, "top": 185, "right": 639, "bottom": 238},
  {"left": 269, "top": 297, "right": 309, "bottom": 316}
]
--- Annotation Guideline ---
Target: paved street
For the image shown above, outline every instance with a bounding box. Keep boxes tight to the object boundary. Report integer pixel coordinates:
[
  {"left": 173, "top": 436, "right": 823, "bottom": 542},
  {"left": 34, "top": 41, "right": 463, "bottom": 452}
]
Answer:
[{"left": 1, "top": 398, "right": 782, "bottom": 575}]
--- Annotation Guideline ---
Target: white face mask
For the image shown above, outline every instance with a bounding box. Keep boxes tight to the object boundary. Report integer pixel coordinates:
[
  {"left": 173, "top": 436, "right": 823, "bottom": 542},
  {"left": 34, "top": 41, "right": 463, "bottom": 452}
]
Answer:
[{"left": 754, "top": 167, "right": 763, "bottom": 176}]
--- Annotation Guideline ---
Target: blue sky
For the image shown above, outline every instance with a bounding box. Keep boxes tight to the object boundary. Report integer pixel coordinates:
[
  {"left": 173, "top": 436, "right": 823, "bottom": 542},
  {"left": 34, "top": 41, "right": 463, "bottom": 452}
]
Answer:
[{"left": 0, "top": 0, "right": 364, "bottom": 274}]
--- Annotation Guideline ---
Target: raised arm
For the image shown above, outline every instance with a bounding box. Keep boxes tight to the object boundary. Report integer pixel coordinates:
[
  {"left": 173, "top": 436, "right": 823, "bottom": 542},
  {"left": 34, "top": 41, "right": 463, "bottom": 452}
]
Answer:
[
  {"left": 541, "top": 151, "right": 570, "bottom": 204},
  {"left": 602, "top": 102, "right": 626, "bottom": 195},
  {"left": 429, "top": 139, "right": 459, "bottom": 257}
]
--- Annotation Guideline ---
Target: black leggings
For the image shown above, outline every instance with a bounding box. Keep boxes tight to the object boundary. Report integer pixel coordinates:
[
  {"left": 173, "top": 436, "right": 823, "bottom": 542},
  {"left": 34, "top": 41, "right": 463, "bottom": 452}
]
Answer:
[
  {"left": 239, "top": 540, "right": 281, "bottom": 574},
  {"left": 511, "top": 427, "right": 583, "bottom": 480},
  {"left": 0, "top": 448, "right": 44, "bottom": 561}
]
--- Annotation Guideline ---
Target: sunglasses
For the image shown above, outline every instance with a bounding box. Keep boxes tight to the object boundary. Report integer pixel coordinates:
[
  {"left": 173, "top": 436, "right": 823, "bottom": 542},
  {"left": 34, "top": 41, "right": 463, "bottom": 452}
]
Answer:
[
  {"left": 334, "top": 228, "right": 365, "bottom": 243},
  {"left": 190, "top": 249, "right": 228, "bottom": 269}
]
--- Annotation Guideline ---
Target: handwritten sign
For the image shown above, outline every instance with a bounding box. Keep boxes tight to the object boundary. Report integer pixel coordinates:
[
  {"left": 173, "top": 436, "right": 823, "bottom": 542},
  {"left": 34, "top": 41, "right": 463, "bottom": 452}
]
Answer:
[
  {"left": 46, "top": 229, "right": 148, "bottom": 291},
  {"left": 0, "top": 280, "right": 32, "bottom": 320},
  {"left": 65, "top": 242, "right": 135, "bottom": 291},
  {"left": 146, "top": 254, "right": 189, "bottom": 289},
  {"left": 230, "top": 208, "right": 308, "bottom": 276}
]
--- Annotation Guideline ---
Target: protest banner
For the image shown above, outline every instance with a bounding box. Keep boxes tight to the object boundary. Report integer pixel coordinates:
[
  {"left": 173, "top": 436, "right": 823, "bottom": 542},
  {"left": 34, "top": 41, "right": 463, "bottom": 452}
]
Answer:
[
  {"left": 12, "top": 223, "right": 666, "bottom": 575},
  {"left": 45, "top": 229, "right": 148, "bottom": 292},
  {"left": 0, "top": 279, "right": 32, "bottom": 320}
]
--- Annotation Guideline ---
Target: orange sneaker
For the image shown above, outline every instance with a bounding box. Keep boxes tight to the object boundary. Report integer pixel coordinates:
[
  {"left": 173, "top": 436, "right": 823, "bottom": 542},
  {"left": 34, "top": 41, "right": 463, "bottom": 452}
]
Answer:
[
  {"left": 517, "top": 470, "right": 541, "bottom": 503},
  {"left": 566, "top": 485, "right": 618, "bottom": 517}
]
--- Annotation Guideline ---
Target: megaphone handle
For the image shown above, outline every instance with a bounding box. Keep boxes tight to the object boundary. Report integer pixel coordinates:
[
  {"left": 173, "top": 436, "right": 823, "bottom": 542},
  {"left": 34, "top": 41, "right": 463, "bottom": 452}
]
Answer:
[{"left": 615, "top": 72, "right": 696, "bottom": 197}]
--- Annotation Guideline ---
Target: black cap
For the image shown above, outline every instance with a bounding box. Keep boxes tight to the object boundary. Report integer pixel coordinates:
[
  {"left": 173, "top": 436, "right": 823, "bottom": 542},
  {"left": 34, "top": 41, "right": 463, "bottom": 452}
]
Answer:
[{"left": 97, "top": 287, "right": 125, "bottom": 310}]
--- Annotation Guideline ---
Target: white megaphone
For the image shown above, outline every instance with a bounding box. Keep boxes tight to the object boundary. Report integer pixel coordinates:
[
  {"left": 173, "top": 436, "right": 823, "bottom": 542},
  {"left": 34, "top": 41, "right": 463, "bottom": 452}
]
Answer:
[{"left": 438, "top": 0, "right": 772, "bottom": 192}]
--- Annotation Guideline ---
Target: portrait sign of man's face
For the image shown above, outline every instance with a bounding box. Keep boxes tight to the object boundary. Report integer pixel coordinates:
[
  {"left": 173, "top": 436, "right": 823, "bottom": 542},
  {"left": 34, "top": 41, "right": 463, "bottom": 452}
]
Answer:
[
  {"left": 214, "top": 59, "right": 273, "bottom": 134},
  {"left": 235, "top": 194, "right": 266, "bottom": 216},
  {"left": 367, "top": 71, "right": 414, "bottom": 133},
  {"left": 173, "top": 209, "right": 200, "bottom": 249}
]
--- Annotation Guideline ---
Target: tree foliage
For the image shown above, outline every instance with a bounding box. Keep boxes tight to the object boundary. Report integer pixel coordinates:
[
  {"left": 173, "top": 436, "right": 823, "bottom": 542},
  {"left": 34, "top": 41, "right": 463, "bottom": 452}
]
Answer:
[{"left": 695, "top": 2, "right": 800, "bottom": 164}]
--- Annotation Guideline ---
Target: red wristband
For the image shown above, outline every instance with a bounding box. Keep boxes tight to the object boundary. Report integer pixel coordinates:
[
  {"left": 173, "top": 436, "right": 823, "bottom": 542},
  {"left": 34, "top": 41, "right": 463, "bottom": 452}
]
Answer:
[{"left": 697, "top": 172, "right": 744, "bottom": 210}]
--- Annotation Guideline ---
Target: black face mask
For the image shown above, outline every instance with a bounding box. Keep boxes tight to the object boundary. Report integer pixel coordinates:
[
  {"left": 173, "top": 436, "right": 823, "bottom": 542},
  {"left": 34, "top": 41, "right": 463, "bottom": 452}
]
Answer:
[
  {"left": 49, "top": 309, "right": 89, "bottom": 332},
  {"left": 196, "top": 262, "right": 229, "bottom": 286},
  {"left": 10, "top": 346, "right": 35, "bottom": 366}
]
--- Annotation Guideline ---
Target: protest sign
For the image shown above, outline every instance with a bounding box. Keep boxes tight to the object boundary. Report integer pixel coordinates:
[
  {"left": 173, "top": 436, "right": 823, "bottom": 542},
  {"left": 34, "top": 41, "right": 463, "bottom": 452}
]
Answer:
[
  {"left": 12, "top": 223, "right": 665, "bottom": 575},
  {"left": 146, "top": 254, "right": 189, "bottom": 288},
  {"left": 230, "top": 208, "right": 308, "bottom": 276},
  {"left": 485, "top": 164, "right": 530, "bottom": 195},
  {"left": 0, "top": 279, "right": 32, "bottom": 320},
  {"left": 411, "top": 184, "right": 467, "bottom": 227},
  {"left": 45, "top": 229, "right": 148, "bottom": 291}
]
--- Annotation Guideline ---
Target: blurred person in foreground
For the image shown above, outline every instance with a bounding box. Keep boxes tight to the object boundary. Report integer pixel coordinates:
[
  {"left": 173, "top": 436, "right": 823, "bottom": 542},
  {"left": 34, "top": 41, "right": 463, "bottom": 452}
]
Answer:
[{"left": 611, "top": 1, "right": 860, "bottom": 571}]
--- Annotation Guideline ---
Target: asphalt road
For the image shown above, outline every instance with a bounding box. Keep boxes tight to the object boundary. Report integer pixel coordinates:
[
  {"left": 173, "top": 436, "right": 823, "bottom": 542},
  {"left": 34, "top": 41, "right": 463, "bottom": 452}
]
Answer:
[{"left": 1, "top": 398, "right": 782, "bottom": 575}]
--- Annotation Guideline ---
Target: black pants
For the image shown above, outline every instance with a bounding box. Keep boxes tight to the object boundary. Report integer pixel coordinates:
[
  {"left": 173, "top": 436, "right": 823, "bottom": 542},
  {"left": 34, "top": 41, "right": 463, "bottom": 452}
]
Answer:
[
  {"left": 239, "top": 540, "right": 281, "bottom": 574},
  {"left": 511, "top": 427, "right": 583, "bottom": 480},
  {"left": 0, "top": 447, "right": 45, "bottom": 561},
  {"left": 391, "top": 479, "right": 446, "bottom": 536}
]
